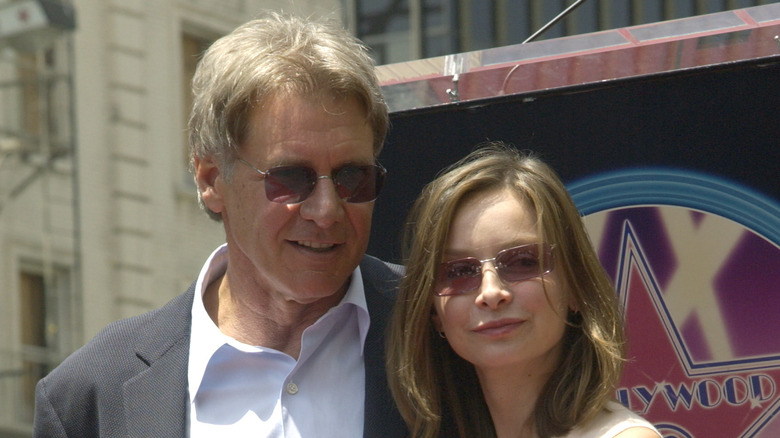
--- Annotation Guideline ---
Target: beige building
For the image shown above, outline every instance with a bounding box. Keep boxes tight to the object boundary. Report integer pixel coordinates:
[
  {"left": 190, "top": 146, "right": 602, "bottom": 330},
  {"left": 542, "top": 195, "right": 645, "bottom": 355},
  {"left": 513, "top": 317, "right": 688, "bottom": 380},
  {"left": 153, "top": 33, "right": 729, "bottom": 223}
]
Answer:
[{"left": 0, "top": 0, "right": 338, "bottom": 435}]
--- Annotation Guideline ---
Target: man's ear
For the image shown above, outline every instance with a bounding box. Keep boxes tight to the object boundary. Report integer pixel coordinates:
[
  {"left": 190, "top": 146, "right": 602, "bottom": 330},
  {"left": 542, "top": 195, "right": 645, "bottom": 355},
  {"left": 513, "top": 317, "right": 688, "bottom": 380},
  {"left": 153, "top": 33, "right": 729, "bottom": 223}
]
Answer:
[{"left": 193, "top": 154, "right": 225, "bottom": 214}]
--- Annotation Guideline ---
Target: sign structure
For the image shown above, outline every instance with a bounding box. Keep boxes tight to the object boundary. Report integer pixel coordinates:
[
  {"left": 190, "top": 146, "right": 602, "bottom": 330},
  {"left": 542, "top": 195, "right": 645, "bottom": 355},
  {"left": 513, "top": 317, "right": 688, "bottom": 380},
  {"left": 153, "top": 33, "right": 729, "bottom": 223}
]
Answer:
[
  {"left": 374, "top": 8, "right": 780, "bottom": 434},
  {"left": 574, "top": 169, "right": 780, "bottom": 437}
]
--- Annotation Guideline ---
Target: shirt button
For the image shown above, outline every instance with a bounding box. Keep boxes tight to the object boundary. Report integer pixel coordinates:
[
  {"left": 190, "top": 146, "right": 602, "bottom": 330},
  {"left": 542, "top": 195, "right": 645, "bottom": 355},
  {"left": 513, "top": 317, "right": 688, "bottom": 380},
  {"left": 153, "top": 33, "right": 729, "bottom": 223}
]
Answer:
[{"left": 286, "top": 382, "right": 299, "bottom": 395}]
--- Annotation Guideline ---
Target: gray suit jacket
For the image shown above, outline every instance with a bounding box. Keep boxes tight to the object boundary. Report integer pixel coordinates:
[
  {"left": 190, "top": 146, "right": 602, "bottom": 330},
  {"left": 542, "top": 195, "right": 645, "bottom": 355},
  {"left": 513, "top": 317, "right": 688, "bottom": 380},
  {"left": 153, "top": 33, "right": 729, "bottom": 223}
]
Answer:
[{"left": 34, "top": 255, "right": 407, "bottom": 437}]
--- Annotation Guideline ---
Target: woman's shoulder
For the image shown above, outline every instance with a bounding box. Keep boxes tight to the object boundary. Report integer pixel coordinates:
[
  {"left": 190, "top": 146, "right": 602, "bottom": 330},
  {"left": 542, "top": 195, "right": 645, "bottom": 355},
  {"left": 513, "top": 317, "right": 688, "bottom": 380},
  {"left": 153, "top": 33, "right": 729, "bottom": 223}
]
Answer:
[{"left": 564, "top": 401, "right": 661, "bottom": 438}]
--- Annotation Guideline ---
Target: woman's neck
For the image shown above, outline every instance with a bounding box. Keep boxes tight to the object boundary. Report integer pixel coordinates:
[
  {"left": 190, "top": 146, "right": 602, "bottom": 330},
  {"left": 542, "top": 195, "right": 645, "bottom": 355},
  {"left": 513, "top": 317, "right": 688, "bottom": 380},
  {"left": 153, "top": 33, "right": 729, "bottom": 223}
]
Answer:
[{"left": 476, "top": 364, "right": 553, "bottom": 438}]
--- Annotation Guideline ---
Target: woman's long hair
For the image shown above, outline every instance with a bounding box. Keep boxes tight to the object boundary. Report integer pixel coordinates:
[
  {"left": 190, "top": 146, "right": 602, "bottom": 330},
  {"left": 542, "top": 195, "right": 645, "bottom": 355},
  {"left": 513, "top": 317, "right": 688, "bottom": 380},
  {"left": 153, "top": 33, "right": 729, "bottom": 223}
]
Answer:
[{"left": 386, "top": 142, "right": 625, "bottom": 437}]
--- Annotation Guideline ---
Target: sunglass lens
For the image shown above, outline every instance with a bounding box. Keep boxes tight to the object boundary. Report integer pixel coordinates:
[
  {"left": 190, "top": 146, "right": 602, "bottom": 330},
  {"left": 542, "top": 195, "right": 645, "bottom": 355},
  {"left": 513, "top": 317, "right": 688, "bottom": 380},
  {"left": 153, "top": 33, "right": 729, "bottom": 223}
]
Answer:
[
  {"left": 265, "top": 166, "right": 317, "bottom": 204},
  {"left": 496, "top": 245, "right": 550, "bottom": 282},
  {"left": 437, "top": 259, "right": 482, "bottom": 295},
  {"left": 335, "top": 165, "right": 385, "bottom": 203}
]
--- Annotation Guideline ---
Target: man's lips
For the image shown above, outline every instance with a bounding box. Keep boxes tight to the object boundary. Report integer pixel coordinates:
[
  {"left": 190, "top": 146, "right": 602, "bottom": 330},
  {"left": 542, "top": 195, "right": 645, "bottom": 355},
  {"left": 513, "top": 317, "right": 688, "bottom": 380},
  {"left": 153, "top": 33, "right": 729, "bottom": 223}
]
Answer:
[{"left": 294, "top": 240, "right": 339, "bottom": 251}]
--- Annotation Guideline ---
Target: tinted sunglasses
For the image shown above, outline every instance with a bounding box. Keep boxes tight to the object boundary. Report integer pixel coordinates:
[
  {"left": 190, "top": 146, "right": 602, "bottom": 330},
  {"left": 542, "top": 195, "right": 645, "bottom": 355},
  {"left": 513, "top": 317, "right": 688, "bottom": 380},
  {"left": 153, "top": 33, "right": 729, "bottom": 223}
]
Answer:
[
  {"left": 435, "top": 243, "right": 555, "bottom": 296},
  {"left": 237, "top": 157, "right": 386, "bottom": 204}
]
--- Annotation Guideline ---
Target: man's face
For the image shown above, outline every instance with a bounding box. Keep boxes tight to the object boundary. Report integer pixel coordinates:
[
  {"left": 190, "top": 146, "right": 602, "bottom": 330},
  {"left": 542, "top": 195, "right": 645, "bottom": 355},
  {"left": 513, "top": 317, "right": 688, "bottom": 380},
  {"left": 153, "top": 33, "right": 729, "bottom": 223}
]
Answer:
[{"left": 201, "top": 93, "right": 376, "bottom": 305}]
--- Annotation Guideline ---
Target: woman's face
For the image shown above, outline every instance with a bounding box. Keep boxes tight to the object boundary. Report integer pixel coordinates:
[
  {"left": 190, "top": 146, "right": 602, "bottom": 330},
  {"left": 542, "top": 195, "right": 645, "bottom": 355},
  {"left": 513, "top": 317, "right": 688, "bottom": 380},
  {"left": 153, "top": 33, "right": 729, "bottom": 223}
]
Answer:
[{"left": 432, "top": 188, "right": 571, "bottom": 375}]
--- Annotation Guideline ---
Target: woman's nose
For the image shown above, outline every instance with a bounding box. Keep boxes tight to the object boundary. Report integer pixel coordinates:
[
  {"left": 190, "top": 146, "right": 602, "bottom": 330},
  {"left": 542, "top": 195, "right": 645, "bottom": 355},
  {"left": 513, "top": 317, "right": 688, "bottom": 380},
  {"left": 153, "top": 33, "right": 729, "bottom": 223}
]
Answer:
[{"left": 475, "top": 263, "right": 513, "bottom": 309}]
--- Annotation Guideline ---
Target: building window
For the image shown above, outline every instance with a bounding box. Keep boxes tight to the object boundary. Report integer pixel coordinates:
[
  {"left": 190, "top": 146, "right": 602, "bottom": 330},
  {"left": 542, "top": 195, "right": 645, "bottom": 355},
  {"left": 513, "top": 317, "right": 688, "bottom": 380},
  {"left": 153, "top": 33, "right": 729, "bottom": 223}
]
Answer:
[
  {"left": 351, "top": 0, "right": 771, "bottom": 65},
  {"left": 355, "top": 0, "right": 457, "bottom": 65},
  {"left": 16, "top": 46, "right": 69, "bottom": 157},
  {"left": 20, "top": 272, "right": 47, "bottom": 348},
  {"left": 181, "top": 32, "right": 214, "bottom": 182},
  {"left": 19, "top": 271, "right": 48, "bottom": 421},
  {"left": 13, "top": 265, "right": 70, "bottom": 424}
]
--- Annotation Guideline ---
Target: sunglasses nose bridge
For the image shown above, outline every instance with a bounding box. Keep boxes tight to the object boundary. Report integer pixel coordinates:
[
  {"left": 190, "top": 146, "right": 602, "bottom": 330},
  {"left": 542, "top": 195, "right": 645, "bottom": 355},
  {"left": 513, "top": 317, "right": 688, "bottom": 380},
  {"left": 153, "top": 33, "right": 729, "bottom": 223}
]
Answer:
[
  {"left": 468, "top": 258, "right": 499, "bottom": 289},
  {"left": 477, "top": 256, "right": 500, "bottom": 275},
  {"left": 304, "top": 174, "right": 343, "bottom": 202},
  {"left": 312, "top": 174, "right": 333, "bottom": 197},
  {"left": 475, "top": 261, "right": 512, "bottom": 308}
]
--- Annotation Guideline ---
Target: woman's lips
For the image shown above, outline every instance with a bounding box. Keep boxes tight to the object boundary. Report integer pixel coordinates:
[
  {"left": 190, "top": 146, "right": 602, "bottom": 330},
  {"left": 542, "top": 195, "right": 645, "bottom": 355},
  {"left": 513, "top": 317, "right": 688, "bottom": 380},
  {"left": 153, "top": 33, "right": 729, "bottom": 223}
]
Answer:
[{"left": 473, "top": 319, "right": 525, "bottom": 335}]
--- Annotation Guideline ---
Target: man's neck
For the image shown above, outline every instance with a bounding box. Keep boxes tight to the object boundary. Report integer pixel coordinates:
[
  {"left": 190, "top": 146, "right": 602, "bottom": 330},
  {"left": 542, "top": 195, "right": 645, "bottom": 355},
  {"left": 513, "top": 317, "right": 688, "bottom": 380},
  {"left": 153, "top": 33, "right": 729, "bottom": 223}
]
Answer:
[{"left": 203, "top": 271, "right": 347, "bottom": 359}]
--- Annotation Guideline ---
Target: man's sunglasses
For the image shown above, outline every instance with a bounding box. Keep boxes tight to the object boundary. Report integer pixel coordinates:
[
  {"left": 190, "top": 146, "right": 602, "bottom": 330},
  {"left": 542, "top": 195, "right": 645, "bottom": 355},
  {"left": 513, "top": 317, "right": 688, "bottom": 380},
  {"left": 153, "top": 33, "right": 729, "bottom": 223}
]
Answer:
[
  {"left": 435, "top": 243, "right": 555, "bottom": 296},
  {"left": 237, "top": 157, "right": 386, "bottom": 204}
]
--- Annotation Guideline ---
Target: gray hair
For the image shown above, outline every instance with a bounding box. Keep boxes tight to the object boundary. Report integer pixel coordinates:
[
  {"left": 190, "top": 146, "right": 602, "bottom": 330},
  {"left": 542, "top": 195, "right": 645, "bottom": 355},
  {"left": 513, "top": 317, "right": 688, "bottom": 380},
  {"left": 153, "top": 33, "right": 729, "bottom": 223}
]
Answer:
[{"left": 188, "top": 12, "right": 388, "bottom": 220}]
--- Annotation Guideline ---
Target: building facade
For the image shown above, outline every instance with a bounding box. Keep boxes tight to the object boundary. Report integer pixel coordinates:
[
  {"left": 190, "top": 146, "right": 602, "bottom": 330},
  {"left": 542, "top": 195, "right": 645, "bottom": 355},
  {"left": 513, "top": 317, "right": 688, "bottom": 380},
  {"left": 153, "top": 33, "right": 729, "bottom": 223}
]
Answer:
[{"left": 352, "top": 0, "right": 776, "bottom": 65}]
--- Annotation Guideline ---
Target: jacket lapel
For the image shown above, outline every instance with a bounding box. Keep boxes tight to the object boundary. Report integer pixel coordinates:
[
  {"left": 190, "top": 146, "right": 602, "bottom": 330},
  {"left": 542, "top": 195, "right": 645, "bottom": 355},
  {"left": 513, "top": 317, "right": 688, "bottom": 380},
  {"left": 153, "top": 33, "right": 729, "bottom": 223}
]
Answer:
[
  {"left": 361, "top": 256, "right": 407, "bottom": 437},
  {"left": 123, "top": 287, "right": 194, "bottom": 437}
]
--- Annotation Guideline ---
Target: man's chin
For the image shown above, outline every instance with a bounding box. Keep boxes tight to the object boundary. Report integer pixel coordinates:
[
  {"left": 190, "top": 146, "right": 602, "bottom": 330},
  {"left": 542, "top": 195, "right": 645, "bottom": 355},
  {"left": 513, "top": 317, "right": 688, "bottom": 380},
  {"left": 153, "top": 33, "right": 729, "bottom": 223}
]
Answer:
[{"left": 284, "top": 275, "right": 351, "bottom": 304}]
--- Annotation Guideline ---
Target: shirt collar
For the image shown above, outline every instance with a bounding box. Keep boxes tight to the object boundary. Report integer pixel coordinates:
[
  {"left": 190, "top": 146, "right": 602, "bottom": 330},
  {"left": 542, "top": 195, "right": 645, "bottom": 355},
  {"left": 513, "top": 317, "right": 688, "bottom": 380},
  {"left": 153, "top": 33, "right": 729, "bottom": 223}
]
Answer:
[
  {"left": 187, "top": 244, "right": 370, "bottom": 404},
  {"left": 339, "top": 263, "right": 371, "bottom": 354},
  {"left": 188, "top": 244, "right": 230, "bottom": 404}
]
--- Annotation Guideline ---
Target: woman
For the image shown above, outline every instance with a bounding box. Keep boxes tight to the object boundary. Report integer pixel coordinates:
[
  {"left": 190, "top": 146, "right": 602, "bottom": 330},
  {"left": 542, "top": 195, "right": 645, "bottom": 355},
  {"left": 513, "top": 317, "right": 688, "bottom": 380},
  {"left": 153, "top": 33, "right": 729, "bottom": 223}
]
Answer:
[{"left": 387, "top": 143, "right": 660, "bottom": 438}]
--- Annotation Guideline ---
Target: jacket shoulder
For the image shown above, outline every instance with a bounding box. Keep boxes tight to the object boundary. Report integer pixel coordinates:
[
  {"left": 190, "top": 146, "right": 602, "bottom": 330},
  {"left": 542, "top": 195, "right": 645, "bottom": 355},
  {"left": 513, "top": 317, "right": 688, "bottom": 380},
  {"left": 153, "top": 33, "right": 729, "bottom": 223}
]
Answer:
[
  {"left": 360, "top": 254, "right": 404, "bottom": 296},
  {"left": 34, "top": 288, "right": 194, "bottom": 436},
  {"left": 62, "top": 288, "right": 193, "bottom": 373}
]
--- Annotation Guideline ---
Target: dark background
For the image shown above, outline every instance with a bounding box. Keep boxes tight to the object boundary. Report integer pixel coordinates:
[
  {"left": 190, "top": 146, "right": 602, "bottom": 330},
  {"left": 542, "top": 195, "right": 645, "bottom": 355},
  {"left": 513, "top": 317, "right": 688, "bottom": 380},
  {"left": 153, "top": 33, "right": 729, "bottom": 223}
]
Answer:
[{"left": 369, "top": 56, "right": 780, "bottom": 263}]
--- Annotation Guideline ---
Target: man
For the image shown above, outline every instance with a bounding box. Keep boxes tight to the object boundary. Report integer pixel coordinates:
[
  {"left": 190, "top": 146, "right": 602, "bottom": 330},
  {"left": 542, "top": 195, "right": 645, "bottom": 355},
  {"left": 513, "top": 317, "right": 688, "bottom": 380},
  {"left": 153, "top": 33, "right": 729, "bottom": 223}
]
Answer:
[{"left": 34, "top": 13, "right": 406, "bottom": 437}]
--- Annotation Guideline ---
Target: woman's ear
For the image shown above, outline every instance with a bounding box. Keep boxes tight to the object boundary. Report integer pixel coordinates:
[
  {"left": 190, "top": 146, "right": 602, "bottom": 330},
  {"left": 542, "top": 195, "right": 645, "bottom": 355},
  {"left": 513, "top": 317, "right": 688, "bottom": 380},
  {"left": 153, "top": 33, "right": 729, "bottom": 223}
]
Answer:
[
  {"left": 193, "top": 154, "right": 225, "bottom": 214},
  {"left": 431, "top": 311, "right": 443, "bottom": 333},
  {"left": 567, "top": 293, "right": 579, "bottom": 314}
]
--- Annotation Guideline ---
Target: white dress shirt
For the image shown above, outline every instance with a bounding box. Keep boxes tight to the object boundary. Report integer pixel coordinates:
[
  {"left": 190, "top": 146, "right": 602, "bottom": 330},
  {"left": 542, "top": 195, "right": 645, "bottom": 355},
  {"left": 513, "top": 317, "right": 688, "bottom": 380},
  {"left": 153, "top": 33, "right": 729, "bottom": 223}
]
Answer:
[{"left": 188, "top": 244, "right": 370, "bottom": 437}]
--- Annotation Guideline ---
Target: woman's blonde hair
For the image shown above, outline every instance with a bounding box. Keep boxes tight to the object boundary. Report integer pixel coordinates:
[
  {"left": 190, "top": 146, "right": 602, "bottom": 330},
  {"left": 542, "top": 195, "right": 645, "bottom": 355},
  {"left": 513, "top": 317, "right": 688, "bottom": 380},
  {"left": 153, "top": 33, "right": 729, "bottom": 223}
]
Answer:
[{"left": 387, "top": 142, "right": 625, "bottom": 437}]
